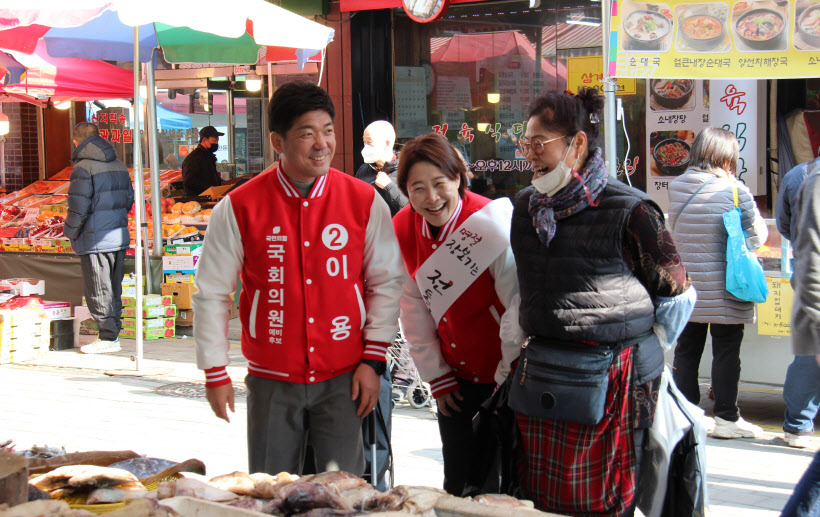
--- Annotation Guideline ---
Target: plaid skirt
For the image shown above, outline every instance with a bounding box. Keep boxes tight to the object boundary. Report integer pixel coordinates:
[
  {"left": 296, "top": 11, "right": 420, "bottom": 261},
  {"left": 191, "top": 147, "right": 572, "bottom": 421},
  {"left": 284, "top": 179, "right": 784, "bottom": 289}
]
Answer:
[{"left": 516, "top": 347, "right": 636, "bottom": 516}]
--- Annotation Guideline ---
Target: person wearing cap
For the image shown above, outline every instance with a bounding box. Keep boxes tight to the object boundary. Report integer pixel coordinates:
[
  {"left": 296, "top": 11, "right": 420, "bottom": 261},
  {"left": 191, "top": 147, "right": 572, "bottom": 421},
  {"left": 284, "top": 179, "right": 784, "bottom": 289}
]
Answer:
[{"left": 182, "top": 126, "right": 224, "bottom": 197}]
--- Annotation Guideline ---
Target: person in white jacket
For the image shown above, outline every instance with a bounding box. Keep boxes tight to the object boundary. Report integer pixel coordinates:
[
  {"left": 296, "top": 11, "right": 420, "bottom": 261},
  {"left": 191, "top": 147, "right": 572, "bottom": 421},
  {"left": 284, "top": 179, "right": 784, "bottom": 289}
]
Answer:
[{"left": 193, "top": 81, "right": 406, "bottom": 476}]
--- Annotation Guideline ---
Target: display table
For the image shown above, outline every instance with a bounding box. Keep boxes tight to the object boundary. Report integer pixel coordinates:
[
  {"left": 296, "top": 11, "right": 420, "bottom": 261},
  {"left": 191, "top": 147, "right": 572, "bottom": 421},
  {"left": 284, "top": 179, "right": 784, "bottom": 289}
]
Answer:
[{"left": 0, "top": 253, "right": 163, "bottom": 309}]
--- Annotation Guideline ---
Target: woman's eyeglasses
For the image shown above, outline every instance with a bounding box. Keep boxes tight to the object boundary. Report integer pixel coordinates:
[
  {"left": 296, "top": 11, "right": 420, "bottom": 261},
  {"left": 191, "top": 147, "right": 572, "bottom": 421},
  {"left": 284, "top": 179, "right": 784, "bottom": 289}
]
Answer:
[{"left": 517, "top": 135, "right": 565, "bottom": 155}]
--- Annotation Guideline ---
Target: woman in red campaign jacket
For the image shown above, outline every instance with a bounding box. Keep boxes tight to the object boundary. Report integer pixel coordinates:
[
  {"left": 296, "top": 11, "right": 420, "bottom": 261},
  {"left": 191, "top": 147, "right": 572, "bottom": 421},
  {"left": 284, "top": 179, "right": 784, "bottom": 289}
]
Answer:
[{"left": 392, "top": 133, "right": 520, "bottom": 496}]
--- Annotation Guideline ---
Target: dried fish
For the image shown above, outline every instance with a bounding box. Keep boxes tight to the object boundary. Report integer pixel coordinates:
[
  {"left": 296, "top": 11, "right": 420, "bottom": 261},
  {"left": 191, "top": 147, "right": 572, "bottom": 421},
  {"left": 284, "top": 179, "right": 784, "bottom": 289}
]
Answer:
[
  {"left": 155, "top": 478, "right": 238, "bottom": 502},
  {"left": 30, "top": 465, "right": 140, "bottom": 492},
  {"left": 108, "top": 458, "right": 176, "bottom": 479},
  {"left": 86, "top": 483, "right": 149, "bottom": 504}
]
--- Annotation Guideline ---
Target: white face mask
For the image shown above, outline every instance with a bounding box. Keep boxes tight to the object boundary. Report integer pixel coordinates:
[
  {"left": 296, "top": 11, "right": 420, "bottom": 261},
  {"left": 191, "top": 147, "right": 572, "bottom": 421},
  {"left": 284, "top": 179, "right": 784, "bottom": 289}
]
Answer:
[
  {"left": 531, "top": 136, "right": 578, "bottom": 196},
  {"left": 361, "top": 144, "right": 383, "bottom": 164}
]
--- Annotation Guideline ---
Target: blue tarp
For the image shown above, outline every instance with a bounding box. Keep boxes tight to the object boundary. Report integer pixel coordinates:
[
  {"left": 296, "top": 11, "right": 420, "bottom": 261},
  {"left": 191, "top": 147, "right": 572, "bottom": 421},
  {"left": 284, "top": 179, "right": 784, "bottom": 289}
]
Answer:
[{"left": 157, "top": 104, "right": 191, "bottom": 130}]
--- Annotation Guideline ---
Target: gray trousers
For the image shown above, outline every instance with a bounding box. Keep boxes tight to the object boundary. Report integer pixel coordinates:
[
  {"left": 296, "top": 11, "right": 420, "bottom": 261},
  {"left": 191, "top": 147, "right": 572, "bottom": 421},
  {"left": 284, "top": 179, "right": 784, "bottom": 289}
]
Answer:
[
  {"left": 79, "top": 250, "right": 125, "bottom": 341},
  {"left": 246, "top": 371, "right": 364, "bottom": 476}
]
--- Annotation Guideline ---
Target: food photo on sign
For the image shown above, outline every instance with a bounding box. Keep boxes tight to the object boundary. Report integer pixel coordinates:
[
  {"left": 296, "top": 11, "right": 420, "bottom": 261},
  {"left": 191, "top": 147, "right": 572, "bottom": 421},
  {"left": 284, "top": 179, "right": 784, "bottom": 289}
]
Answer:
[
  {"left": 674, "top": 2, "right": 732, "bottom": 53},
  {"left": 794, "top": 0, "right": 820, "bottom": 51},
  {"left": 650, "top": 130, "right": 695, "bottom": 177},
  {"left": 731, "top": 0, "right": 789, "bottom": 52},
  {"left": 650, "top": 79, "right": 696, "bottom": 111},
  {"left": 621, "top": 1, "right": 676, "bottom": 52}
]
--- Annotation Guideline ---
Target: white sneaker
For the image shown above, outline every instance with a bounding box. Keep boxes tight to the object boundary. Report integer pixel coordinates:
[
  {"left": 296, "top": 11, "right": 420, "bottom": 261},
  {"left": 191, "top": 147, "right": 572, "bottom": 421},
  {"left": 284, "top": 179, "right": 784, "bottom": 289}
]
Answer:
[
  {"left": 711, "top": 416, "right": 763, "bottom": 439},
  {"left": 785, "top": 432, "right": 812, "bottom": 448},
  {"left": 80, "top": 339, "right": 121, "bottom": 354},
  {"left": 702, "top": 416, "right": 716, "bottom": 433}
]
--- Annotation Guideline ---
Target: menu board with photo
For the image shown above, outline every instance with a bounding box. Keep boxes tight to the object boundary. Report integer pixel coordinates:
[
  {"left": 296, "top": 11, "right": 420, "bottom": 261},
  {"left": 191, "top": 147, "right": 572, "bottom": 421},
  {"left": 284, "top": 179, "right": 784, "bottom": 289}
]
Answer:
[
  {"left": 396, "top": 66, "right": 429, "bottom": 138},
  {"left": 645, "top": 77, "right": 761, "bottom": 211},
  {"left": 645, "top": 79, "right": 710, "bottom": 212},
  {"left": 611, "top": 0, "right": 820, "bottom": 79}
]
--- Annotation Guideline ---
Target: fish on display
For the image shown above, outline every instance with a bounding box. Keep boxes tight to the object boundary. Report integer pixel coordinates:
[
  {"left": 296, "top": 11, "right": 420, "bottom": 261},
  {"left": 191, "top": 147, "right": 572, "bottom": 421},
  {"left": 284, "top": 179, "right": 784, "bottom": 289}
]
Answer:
[
  {"left": 107, "top": 458, "right": 177, "bottom": 479},
  {"left": 30, "top": 465, "right": 141, "bottom": 491}
]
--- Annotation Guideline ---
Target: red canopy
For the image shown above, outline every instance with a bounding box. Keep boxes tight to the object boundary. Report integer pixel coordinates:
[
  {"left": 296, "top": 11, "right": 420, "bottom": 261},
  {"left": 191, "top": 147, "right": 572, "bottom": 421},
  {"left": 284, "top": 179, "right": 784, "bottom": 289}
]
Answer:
[
  {"left": 432, "top": 31, "right": 565, "bottom": 79},
  {"left": 0, "top": 41, "right": 132, "bottom": 103}
]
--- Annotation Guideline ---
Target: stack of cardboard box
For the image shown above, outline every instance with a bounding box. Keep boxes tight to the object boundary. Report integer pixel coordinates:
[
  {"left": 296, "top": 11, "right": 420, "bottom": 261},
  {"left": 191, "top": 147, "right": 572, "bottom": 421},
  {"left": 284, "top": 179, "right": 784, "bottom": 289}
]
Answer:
[
  {"left": 119, "top": 294, "right": 177, "bottom": 340},
  {"left": 161, "top": 243, "right": 201, "bottom": 327},
  {"left": 0, "top": 308, "right": 50, "bottom": 364}
]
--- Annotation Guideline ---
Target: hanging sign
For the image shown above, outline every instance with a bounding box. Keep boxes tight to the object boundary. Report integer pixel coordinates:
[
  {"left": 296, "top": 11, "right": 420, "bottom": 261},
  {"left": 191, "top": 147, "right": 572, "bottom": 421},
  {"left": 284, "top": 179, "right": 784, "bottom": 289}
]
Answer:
[
  {"left": 567, "top": 56, "right": 637, "bottom": 95},
  {"left": 758, "top": 277, "right": 793, "bottom": 336},
  {"left": 610, "top": 0, "right": 820, "bottom": 79}
]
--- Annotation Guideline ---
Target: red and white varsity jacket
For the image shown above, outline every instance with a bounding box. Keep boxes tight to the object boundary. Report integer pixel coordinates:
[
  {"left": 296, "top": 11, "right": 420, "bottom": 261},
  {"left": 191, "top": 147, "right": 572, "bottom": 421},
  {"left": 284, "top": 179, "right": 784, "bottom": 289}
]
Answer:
[
  {"left": 193, "top": 167, "right": 406, "bottom": 386},
  {"left": 392, "top": 191, "right": 520, "bottom": 398}
]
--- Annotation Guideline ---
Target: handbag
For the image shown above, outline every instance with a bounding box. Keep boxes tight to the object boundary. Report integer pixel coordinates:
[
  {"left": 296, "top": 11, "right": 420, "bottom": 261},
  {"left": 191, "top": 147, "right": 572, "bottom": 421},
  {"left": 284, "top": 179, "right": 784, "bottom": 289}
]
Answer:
[
  {"left": 723, "top": 184, "right": 768, "bottom": 303},
  {"left": 508, "top": 332, "right": 651, "bottom": 425}
]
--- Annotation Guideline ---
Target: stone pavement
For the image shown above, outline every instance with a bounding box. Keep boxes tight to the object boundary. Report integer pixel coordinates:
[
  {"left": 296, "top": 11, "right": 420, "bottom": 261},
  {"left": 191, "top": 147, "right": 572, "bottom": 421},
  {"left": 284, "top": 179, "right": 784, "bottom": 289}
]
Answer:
[{"left": 1, "top": 330, "right": 818, "bottom": 516}]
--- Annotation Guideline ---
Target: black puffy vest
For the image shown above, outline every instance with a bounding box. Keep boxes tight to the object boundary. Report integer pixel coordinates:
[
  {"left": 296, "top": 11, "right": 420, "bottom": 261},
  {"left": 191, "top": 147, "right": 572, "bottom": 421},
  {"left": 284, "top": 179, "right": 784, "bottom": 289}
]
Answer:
[{"left": 511, "top": 181, "right": 659, "bottom": 344}]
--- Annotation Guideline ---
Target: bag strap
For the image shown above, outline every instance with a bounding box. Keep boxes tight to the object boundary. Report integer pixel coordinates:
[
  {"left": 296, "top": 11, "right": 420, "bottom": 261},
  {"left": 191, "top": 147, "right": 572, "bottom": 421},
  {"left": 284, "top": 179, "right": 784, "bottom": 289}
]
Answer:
[
  {"left": 732, "top": 183, "right": 739, "bottom": 208},
  {"left": 672, "top": 176, "right": 717, "bottom": 231}
]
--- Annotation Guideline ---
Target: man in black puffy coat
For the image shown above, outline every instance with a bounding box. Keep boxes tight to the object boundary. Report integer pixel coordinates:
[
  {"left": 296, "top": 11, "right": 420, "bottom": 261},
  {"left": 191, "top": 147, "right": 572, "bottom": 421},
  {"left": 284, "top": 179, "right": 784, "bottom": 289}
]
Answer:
[{"left": 64, "top": 122, "right": 134, "bottom": 354}]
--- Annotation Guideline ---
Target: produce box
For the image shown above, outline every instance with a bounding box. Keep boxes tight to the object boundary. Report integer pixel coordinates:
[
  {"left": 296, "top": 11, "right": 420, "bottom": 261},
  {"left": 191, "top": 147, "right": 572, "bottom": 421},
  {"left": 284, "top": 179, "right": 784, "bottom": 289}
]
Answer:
[
  {"left": 0, "top": 308, "right": 49, "bottom": 328},
  {"left": 165, "top": 273, "right": 195, "bottom": 283},
  {"left": 121, "top": 294, "right": 173, "bottom": 308},
  {"left": 161, "top": 282, "right": 197, "bottom": 310},
  {"left": 3, "top": 278, "right": 45, "bottom": 297},
  {"left": 199, "top": 185, "right": 232, "bottom": 201},
  {"left": 121, "top": 305, "right": 178, "bottom": 319},
  {"left": 162, "top": 255, "right": 198, "bottom": 273},
  {"left": 74, "top": 306, "right": 98, "bottom": 335},
  {"left": 118, "top": 326, "right": 176, "bottom": 340},
  {"left": 121, "top": 273, "right": 146, "bottom": 288},
  {"left": 175, "top": 309, "right": 194, "bottom": 327},
  {"left": 41, "top": 301, "right": 71, "bottom": 320},
  {"left": 121, "top": 316, "right": 175, "bottom": 330},
  {"left": 164, "top": 243, "right": 204, "bottom": 256}
]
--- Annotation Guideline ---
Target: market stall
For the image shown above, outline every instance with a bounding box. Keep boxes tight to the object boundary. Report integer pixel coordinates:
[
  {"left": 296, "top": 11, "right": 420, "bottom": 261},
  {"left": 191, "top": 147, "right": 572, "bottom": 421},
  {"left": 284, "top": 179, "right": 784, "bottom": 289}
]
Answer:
[{"left": 0, "top": 446, "right": 558, "bottom": 517}]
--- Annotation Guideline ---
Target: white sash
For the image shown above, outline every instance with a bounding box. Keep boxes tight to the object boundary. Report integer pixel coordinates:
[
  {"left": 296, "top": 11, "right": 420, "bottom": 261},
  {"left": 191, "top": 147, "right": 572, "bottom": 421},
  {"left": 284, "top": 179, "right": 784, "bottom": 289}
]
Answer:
[{"left": 415, "top": 198, "right": 513, "bottom": 325}]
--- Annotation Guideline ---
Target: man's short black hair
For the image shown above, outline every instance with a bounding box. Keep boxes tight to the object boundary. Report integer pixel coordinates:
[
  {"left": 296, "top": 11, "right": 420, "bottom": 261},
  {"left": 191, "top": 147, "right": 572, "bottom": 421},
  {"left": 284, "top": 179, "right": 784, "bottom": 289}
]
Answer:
[{"left": 268, "top": 81, "right": 335, "bottom": 136}]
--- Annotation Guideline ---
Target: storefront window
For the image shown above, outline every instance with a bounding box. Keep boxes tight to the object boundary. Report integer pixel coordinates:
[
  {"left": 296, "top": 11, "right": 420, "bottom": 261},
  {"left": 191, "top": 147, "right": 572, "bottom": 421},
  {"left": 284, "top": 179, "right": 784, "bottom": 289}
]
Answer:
[{"left": 393, "top": 0, "right": 648, "bottom": 198}]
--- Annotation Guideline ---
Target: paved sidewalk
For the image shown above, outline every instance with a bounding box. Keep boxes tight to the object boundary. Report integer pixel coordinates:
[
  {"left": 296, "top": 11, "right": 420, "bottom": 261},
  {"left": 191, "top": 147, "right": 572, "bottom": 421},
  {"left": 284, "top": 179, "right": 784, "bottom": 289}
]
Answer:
[{"left": 1, "top": 331, "right": 818, "bottom": 516}]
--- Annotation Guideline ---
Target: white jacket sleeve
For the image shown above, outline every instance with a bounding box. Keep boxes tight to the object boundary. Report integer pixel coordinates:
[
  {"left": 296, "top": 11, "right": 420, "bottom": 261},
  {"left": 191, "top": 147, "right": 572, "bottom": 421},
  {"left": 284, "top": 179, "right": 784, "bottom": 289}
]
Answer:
[
  {"left": 399, "top": 276, "right": 451, "bottom": 382},
  {"left": 489, "top": 246, "right": 521, "bottom": 384},
  {"left": 193, "top": 197, "right": 244, "bottom": 370},
  {"left": 361, "top": 194, "right": 407, "bottom": 346}
]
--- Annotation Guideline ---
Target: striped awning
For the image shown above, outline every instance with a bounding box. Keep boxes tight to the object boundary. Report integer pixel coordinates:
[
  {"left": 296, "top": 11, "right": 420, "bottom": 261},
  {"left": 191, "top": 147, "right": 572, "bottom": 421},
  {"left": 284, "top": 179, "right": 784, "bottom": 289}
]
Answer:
[{"left": 542, "top": 22, "right": 603, "bottom": 55}]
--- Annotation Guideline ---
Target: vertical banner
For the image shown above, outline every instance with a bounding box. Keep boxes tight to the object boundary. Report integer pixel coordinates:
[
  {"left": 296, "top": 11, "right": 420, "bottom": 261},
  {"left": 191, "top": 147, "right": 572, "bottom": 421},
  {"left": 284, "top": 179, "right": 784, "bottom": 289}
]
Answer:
[
  {"left": 709, "top": 79, "right": 759, "bottom": 195},
  {"left": 645, "top": 79, "right": 709, "bottom": 212}
]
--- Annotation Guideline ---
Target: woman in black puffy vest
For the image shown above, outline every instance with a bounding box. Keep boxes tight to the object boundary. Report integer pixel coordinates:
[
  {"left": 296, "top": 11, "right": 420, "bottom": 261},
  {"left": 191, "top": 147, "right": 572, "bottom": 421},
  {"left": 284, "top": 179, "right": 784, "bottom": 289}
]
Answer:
[{"left": 507, "top": 88, "right": 695, "bottom": 516}]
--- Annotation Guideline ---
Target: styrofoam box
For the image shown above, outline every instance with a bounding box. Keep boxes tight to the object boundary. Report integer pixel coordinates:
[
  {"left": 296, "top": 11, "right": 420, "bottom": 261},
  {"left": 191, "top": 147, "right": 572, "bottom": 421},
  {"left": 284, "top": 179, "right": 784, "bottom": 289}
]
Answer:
[
  {"left": 160, "top": 496, "right": 268, "bottom": 516},
  {"left": 4, "top": 278, "right": 45, "bottom": 296}
]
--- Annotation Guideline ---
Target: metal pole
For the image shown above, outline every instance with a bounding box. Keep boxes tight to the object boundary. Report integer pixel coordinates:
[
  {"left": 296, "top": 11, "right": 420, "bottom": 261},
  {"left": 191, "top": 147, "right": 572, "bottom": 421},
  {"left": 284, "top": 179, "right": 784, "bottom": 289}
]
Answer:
[
  {"left": 146, "top": 57, "right": 163, "bottom": 258},
  {"left": 602, "top": 0, "right": 618, "bottom": 180},
  {"left": 133, "top": 27, "right": 144, "bottom": 371},
  {"left": 227, "top": 87, "right": 235, "bottom": 179},
  {"left": 139, "top": 66, "right": 153, "bottom": 299}
]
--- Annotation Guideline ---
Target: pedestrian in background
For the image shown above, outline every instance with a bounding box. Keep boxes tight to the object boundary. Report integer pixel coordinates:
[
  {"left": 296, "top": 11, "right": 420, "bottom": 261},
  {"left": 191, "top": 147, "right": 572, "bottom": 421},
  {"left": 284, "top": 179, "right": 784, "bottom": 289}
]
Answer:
[
  {"left": 64, "top": 122, "right": 134, "bottom": 354},
  {"left": 780, "top": 163, "right": 820, "bottom": 516},
  {"left": 668, "top": 127, "right": 768, "bottom": 439},
  {"left": 509, "top": 88, "right": 694, "bottom": 515},
  {"left": 356, "top": 120, "right": 407, "bottom": 217},
  {"left": 775, "top": 146, "right": 820, "bottom": 449}
]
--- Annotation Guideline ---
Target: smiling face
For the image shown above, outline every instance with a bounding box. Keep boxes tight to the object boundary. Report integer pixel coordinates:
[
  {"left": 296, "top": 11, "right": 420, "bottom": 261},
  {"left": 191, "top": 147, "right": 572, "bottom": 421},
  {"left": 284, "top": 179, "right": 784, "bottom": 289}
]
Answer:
[
  {"left": 406, "top": 161, "right": 461, "bottom": 228},
  {"left": 523, "top": 115, "right": 588, "bottom": 179},
  {"left": 271, "top": 110, "right": 336, "bottom": 182}
]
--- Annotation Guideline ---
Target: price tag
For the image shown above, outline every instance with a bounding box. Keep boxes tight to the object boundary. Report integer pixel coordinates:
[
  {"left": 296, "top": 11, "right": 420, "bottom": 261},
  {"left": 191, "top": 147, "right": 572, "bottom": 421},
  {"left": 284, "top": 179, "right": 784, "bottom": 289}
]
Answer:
[{"left": 23, "top": 208, "right": 39, "bottom": 224}]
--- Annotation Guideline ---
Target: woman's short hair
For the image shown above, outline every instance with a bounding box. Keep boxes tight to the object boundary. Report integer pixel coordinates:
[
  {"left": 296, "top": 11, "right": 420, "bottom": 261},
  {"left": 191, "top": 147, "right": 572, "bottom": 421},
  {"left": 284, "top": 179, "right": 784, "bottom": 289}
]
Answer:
[
  {"left": 688, "top": 127, "right": 739, "bottom": 174},
  {"left": 396, "top": 133, "right": 467, "bottom": 199},
  {"left": 527, "top": 87, "right": 604, "bottom": 148}
]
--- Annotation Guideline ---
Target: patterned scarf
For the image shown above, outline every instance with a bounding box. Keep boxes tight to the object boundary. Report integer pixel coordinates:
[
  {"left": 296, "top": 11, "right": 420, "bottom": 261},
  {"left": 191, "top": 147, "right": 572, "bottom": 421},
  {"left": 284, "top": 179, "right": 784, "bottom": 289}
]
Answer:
[{"left": 528, "top": 147, "right": 608, "bottom": 246}]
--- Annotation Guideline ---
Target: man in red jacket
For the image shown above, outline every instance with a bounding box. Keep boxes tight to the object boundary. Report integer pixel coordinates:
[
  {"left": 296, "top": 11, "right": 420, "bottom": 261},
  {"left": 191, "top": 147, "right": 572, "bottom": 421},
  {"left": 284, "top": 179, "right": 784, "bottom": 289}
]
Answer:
[{"left": 193, "top": 81, "right": 405, "bottom": 476}]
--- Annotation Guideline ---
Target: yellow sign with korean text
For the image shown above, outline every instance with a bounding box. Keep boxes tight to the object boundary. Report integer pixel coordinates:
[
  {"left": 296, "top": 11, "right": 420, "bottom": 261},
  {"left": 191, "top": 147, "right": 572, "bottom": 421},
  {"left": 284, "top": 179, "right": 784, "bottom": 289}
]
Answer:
[
  {"left": 610, "top": 0, "right": 820, "bottom": 79},
  {"left": 567, "top": 56, "right": 637, "bottom": 95},
  {"left": 757, "top": 276, "right": 793, "bottom": 336}
]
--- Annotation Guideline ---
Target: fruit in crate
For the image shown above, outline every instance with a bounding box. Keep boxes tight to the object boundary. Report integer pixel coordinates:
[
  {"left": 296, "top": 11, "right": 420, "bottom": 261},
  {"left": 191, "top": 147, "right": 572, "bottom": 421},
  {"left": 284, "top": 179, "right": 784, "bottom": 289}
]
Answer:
[
  {"left": 171, "top": 202, "right": 184, "bottom": 214},
  {"left": 182, "top": 201, "right": 201, "bottom": 215},
  {"left": 163, "top": 213, "right": 181, "bottom": 224},
  {"left": 1, "top": 205, "right": 22, "bottom": 221},
  {"left": 14, "top": 226, "right": 33, "bottom": 238},
  {"left": 200, "top": 208, "right": 212, "bottom": 222}
]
